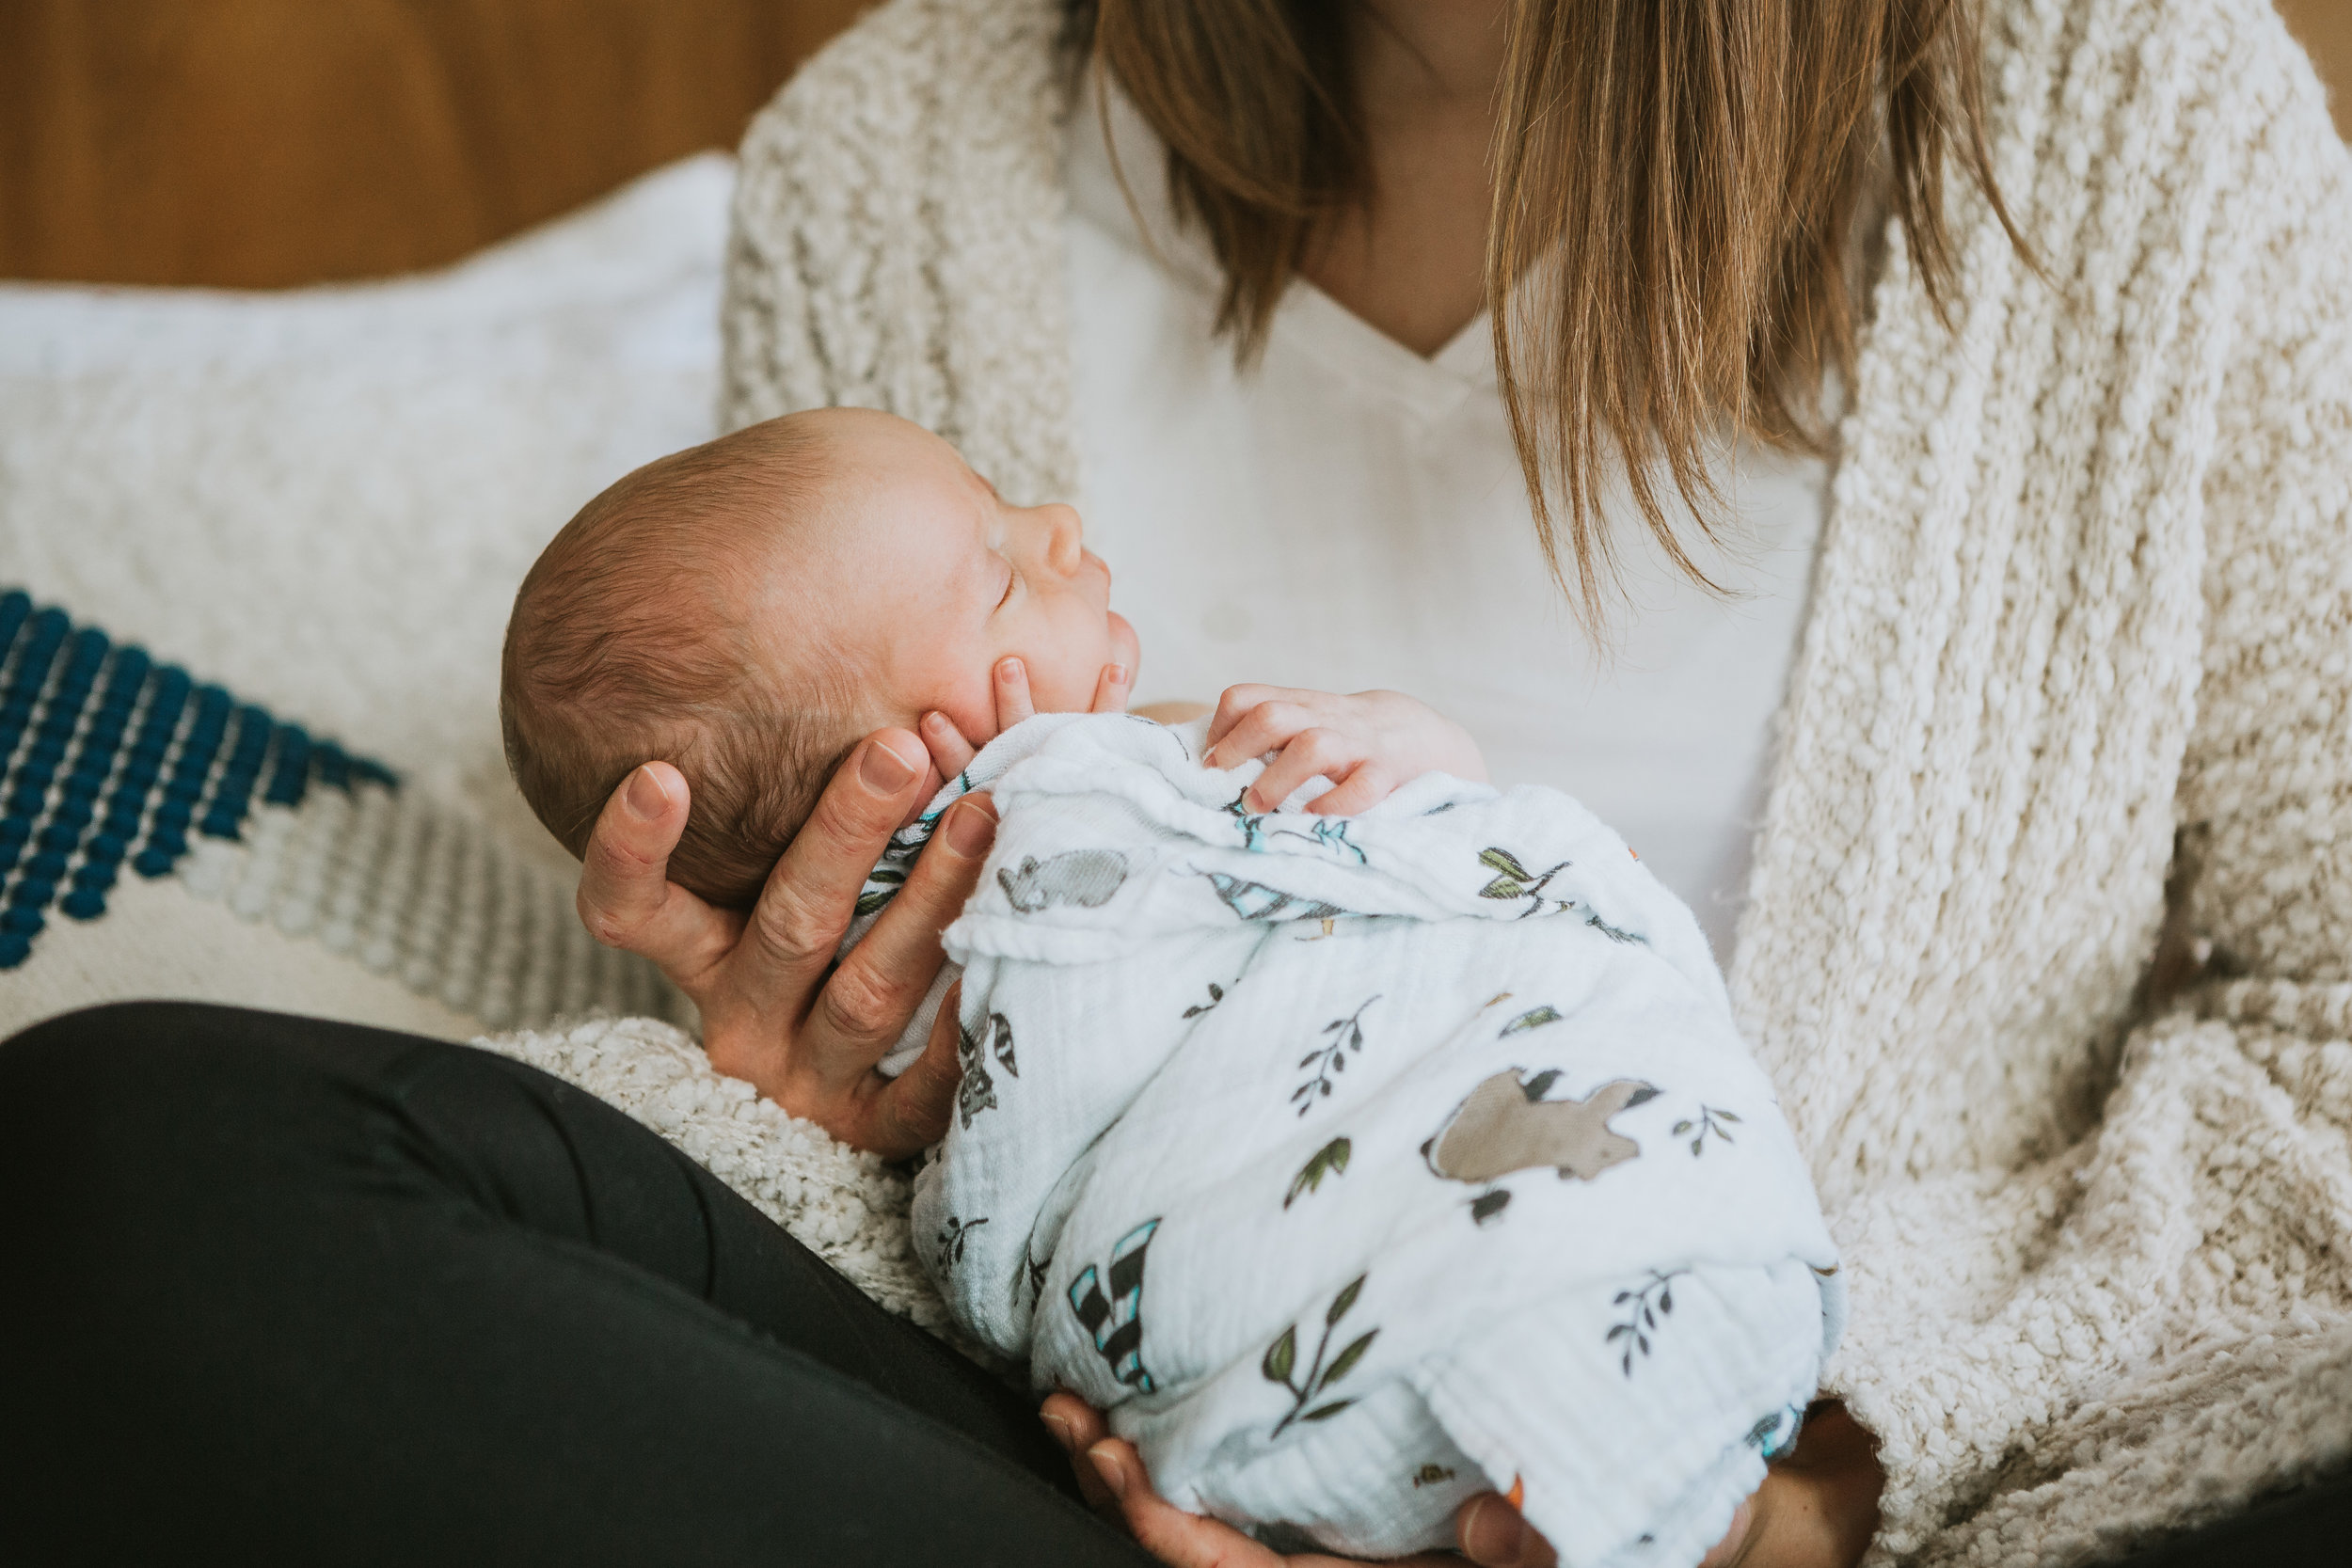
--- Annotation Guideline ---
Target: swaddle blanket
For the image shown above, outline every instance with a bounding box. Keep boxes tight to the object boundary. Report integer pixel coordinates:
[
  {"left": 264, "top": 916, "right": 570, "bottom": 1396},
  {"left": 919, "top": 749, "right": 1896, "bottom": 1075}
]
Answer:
[{"left": 882, "top": 714, "right": 1841, "bottom": 1565}]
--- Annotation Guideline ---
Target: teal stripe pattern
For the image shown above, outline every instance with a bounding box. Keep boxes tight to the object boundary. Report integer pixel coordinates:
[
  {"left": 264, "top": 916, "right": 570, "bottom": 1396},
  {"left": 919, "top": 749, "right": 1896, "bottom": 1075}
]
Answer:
[{"left": 0, "top": 588, "right": 397, "bottom": 969}]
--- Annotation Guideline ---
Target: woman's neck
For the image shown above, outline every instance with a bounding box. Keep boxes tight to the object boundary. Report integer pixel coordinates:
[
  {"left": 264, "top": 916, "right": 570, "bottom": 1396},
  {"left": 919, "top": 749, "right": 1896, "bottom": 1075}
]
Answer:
[{"left": 1301, "top": 0, "right": 1509, "bottom": 357}]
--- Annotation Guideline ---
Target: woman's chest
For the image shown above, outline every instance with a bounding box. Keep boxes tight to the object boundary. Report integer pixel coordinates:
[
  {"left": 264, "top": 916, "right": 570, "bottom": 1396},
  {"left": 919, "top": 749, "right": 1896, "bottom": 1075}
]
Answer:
[{"left": 1064, "top": 214, "right": 1827, "bottom": 955}]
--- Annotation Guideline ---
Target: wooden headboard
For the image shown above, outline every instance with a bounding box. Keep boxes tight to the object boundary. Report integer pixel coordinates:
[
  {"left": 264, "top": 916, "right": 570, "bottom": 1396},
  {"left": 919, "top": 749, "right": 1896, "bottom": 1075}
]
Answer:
[
  {"left": 1, "top": 0, "right": 2344, "bottom": 288},
  {"left": 0, "top": 0, "right": 866, "bottom": 287}
]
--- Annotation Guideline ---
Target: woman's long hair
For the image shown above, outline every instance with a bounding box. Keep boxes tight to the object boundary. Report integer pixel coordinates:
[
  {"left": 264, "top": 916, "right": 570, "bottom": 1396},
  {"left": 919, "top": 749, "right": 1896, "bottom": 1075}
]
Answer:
[{"left": 1073, "top": 0, "right": 2016, "bottom": 622}]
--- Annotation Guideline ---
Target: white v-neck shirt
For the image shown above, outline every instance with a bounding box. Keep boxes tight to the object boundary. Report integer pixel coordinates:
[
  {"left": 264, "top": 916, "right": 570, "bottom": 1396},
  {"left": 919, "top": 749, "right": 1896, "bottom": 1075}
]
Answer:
[{"left": 1062, "top": 86, "right": 1828, "bottom": 959}]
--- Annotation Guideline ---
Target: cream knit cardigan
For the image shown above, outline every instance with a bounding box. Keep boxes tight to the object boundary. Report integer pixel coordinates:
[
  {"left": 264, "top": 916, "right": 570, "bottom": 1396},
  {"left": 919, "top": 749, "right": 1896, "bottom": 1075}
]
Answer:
[{"left": 714, "top": 0, "right": 2352, "bottom": 1560}]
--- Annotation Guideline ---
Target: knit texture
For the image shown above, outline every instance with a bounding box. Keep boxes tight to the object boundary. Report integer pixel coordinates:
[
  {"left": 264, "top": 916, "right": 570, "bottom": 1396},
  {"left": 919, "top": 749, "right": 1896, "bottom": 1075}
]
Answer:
[{"left": 710, "top": 0, "right": 2352, "bottom": 1559}]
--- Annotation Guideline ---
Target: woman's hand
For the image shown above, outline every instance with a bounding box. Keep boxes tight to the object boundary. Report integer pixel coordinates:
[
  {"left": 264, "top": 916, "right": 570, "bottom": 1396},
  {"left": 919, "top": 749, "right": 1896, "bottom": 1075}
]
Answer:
[
  {"left": 1039, "top": 1392, "right": 1489, "bottom": 1567},
  {"left": 573, "top": 734, "right": 991, "bottom": 1157},
  {"left": 1036, "top": 1393, "right": 1883, "bottom": 1568},
  {"left": 571, "top": 655, "right": 1136, "bottom": 1156},
  {"left": 1202, "top": 686, "right": 1488, "bottom": 815}
]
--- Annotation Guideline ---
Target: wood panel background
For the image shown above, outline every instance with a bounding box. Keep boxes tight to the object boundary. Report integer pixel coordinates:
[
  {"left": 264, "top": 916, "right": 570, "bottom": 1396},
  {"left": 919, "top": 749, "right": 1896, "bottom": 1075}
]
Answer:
[
  {"left": 0, "top": 0, "right": 866, "bottom": 286},
  {"left": 0, "top": 0, "right": 2346, "bottom": 288}
]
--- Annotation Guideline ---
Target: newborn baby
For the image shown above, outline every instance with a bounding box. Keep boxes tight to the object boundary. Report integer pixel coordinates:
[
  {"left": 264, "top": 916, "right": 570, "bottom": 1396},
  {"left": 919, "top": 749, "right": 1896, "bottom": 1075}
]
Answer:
[{"left": 502, "top": 409, "right": 1841, "bottom": 1567}]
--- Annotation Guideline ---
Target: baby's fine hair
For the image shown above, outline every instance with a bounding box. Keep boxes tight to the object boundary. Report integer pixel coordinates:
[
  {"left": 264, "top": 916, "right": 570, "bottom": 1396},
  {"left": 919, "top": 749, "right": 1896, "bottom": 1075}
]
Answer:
[{"left": 501, "top": 417, "right": 857, "bottom": 909}]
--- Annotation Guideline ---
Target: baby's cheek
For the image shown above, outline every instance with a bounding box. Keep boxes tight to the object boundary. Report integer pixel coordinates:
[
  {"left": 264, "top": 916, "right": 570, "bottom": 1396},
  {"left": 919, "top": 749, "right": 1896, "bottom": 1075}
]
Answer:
[
  {"left": 931, "top": 676, "right": 999, "bottom": 744},
  {"left": 1027, "top": 657, "right": 1101, "bottom": 714}
]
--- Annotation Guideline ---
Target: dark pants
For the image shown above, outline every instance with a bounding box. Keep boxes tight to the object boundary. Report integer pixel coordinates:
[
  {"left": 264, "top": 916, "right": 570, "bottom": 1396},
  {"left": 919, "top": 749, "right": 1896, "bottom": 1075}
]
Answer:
[
  {"left": 1, "top": 1003, "right": 2344, "bottom": 1566},
  {"left": 0, "top": 1003, "right": 1150, "bottom": 1566}
]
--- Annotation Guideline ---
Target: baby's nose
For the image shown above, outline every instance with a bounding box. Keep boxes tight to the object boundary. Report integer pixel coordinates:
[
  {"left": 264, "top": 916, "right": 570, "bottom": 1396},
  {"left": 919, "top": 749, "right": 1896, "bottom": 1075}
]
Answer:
[{"left": 1041, "top": 504, "right": 1084, "bottom": 577}]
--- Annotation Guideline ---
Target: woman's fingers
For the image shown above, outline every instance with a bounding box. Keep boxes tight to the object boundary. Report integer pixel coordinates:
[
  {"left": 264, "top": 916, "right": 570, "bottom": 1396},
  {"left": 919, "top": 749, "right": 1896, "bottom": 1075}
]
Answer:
[
  {"left": 919, "top": 710, "right": 980, "bottom": 781},
  {"left": 735, "top": 731, "right": 930, "bottom": 1006},
  {"left": 1086, "top": 1440, "right": 1455, "bottom": 1568},
  {"left": 1694, "top": 1496, "right": 1756, "bottom": 1568},
  {"left": 993, "top": 656, "right": 1038, "bottom": 730},
  {"left": 856, "top": 980, "right": 964, "bottom": 1159},
  {"left": 1062, "top": 1416, "right": 1461, "bottom": 1568},
  {"left": 805, "top": 795, "right": 997, "bottom": 1067},
  {"left": 1086, "top": 1440, "right": 1282, "bottom": 1567},
  {"left": 1038, "top": 1391, "right": 1119, "bottom": 1512},
  {"left": 575, "top": 762, "right": 741, "bottom": 987},
  {"left": 1456, "top": 1494, "right": 1557, "bottom": 1568},
  {"left": 1089, "top": 659, "right": 1135, "bottom": 714}
]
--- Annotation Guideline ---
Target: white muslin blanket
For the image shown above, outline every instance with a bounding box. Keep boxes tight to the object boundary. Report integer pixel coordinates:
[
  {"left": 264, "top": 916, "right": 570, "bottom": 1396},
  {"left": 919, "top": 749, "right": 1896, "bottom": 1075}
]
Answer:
[{"left": 876, "top": 714, "right": 1840, "bottom": 1565}]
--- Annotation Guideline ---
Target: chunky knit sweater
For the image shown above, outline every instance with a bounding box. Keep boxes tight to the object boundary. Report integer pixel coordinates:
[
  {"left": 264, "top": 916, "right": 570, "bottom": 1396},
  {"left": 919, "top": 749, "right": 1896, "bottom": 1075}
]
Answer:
[{"left": 704, "top": 0, "right": 2352, "bottom": 1560}]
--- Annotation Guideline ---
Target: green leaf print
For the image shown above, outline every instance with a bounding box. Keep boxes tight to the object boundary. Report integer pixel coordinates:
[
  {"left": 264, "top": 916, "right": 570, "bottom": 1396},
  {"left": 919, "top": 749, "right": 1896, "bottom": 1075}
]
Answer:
[
  {"left": 1475, "top": 847, "right": 1572, "bottom": 915},
  {"left": 1283, "top": 1137, "right": 1352, "bottom": 1210},
  {"left": 1263, "top": 1275, "right": 1379, "bottom": 1438},
  {"left": 1263, "top": 1326, "right": 1296, "bottom": 1386},
  {"left": 1324, "top": 1329, "right": 1377, "bottom": 1385},
  {"left": 1674, "top": 1105, "right": 1742, "bottom": 1155}
]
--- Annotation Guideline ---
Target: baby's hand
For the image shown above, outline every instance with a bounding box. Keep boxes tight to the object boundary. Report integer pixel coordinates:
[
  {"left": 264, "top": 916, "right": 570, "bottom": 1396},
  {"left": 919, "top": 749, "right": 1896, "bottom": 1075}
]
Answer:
[
  {"left": 915, "top": 655, "right": 1134, "bottom": 793},
  {"left": 1205, "top": 686, "right": 1487, "bottom": 815}
]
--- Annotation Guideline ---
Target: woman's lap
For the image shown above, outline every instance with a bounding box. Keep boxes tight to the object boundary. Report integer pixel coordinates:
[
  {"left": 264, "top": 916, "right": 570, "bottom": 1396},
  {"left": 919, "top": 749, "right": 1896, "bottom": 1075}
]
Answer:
[{"left": 0, "top": 1001, "right": 1150, "bottom": 1566}]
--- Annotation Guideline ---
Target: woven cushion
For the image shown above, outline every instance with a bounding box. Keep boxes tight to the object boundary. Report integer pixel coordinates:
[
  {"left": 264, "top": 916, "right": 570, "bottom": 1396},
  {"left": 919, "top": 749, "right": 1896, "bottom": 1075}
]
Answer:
[{"left": 0, "top": 591, "right": 671, "bottom": 1041}]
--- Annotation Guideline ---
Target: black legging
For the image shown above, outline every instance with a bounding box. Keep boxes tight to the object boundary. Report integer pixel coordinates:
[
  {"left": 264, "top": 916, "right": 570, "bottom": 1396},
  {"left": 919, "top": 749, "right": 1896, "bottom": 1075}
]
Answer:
[
  {"left": 0, "top": 1002, "right": 1150, "bottom": 1566},
  {"left": 3, "top": 1004, "right": 2345, "bottom": 1567}
]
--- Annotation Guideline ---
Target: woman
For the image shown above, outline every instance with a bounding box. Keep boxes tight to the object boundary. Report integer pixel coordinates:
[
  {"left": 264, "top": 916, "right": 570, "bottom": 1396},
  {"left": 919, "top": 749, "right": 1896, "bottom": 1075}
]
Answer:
[
  {"left": 5, "top": 0, "right": 2344, "bottom": 1563},
  {"left": 579, "top": 0, "right": 2352, "bottom": 1561}
]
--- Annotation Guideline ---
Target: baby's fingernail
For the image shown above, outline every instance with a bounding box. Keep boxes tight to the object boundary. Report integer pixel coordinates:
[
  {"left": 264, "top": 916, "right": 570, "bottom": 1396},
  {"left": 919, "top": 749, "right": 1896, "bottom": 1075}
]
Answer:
[
  {"left": 998, "top": 657, "right": 1025, "bottom": 683},
  {"left": 1106, "top": 664, "right": 1130, "bottom": 686},
  {"left": 1040, "top": 1412, "right": 1077, "bottom": 1453},
  {"left": 624, "top": 765, "right": 669, "bottom": 821},
  {"left": 860, "top": 738, "right": 919, "bottom": 794},
  {"left": 944, "top": 800, "right": 995, "bottom": 856},
  {"left": 1088, "top": 1444, "right": 1129, "bottom": 1500},
  {"left": 922, "top": 712, "right": 951, "bottom": 735}
]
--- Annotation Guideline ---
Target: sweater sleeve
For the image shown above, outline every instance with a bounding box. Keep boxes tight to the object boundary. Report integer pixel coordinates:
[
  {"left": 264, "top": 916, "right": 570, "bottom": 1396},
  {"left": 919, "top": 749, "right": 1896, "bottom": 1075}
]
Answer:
[{"left": 1828, "top": 26, "right": 2352, "bottom": 1566}]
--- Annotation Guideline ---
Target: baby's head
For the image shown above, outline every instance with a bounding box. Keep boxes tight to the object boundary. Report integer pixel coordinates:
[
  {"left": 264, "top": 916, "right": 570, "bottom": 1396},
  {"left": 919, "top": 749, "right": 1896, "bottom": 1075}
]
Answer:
[{"left": 501, "top": 407, "right": 1136, "bottom": 906}]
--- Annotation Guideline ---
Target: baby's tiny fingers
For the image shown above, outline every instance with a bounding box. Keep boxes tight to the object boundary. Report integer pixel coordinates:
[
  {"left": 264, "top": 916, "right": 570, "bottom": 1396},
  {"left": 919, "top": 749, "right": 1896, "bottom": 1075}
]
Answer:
[
  {"left": 1205, "top": 683, "right": 1281, "bottom": 749},
  {"left": 918, "top": 711, "right": 979, "bottom": 780},
  {"left": 1248, "top": 728, "right": 1361, "bottom": 812},
  {"left": 1089, "top": 660, "right": 1133, "bottom": 714},
  {"left": 993, "top": 657, "right": 1037, "bottom": 730},
  {"left": 1208, "top": 700, "right": 1314, "bottom": 771},
  {"left": 1307, "top": 763, "right": 1392, "bottom": 816}
]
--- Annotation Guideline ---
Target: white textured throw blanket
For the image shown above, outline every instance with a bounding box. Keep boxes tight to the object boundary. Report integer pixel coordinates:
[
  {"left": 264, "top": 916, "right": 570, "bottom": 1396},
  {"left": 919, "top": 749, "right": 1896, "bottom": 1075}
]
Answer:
[{"left": 895, "top": 715, "right": 1839, "bottom": 1563}]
